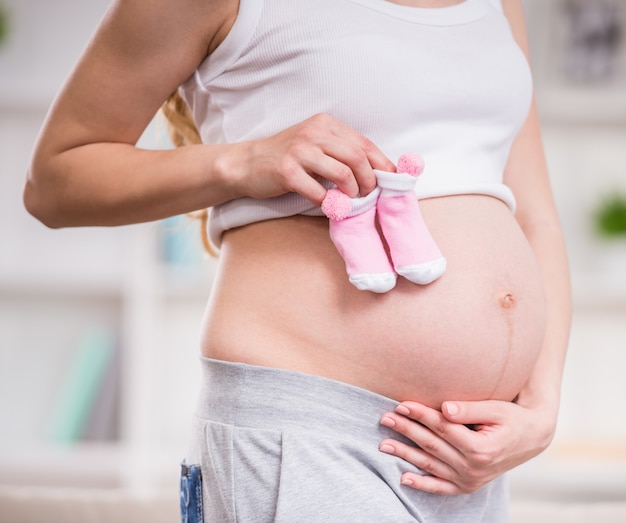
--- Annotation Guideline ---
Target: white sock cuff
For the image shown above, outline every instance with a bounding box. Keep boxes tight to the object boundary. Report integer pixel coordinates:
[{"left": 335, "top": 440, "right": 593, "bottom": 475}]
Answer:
[
  {"left": 348, "top": 186, "right": 381, "bottom": 216},
  {"left": 374, "top": 170, "right": 417, "bottom": 192}
]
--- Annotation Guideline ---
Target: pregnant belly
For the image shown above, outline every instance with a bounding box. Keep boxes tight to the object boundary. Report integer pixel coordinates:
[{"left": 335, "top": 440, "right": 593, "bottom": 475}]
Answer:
[{"left": 201, "top": 195, "right": 547, "bottom": 406}]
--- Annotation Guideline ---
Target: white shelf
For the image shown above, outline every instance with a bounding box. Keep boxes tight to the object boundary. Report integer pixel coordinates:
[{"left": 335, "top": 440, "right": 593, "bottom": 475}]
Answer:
[
  {"left": 0, "top": 443, "right": 125, "bottom": 489},
  {"left": 510, "top": 445, "right": 626, "bottom": 503},
  {"left": 0, "top": 442, "right": 180, "bottom": 491},
  {"left": 0, "top": 274, "right": 124, "bottom": 299}
]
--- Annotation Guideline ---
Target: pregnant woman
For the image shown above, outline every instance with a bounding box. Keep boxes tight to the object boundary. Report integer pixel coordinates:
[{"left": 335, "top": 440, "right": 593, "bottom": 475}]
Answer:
[{"left": 25, "top": 0, "right": 571, "bottom": 520}]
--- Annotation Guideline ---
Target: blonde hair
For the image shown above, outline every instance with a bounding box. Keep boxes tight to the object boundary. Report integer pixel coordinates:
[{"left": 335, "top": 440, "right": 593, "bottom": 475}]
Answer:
[{"left": 160, "top": 90, "right": 217, "bottom": 256}]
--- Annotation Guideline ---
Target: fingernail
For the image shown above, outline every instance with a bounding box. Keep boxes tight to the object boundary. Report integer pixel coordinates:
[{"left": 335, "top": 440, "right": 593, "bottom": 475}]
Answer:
[
  {"left": 395, "top": 405, "right": 410, "bottom": 416},
  {"left": 401, "top": 476, "right": 414, "bottom": 487},
  {"left": 380, "top": 416, "right": 396, "bottom": 428},
  {"left": 379, "top": 444, "right": 395, "bottom": 454},
  {"left": 445, "top": 402, "right": 459, "bottom": 416}
]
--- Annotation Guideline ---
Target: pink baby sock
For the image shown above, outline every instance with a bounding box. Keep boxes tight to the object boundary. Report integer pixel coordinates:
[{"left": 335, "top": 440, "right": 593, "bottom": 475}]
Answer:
[
  {"left": 321, "top": 188, "right": 397, "bottom": 293},
  {"left": 375, "top": 153, "right": 446, "bottom": 285}
]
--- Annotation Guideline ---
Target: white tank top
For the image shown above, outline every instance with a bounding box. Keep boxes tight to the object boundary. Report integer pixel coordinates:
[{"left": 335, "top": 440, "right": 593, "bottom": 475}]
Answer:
[{"left": 179, "top": 0, "right": 533, "bottom": 246}]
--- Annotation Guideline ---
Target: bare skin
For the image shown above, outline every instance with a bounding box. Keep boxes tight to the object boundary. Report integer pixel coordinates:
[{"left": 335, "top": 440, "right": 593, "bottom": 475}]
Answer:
[
  {"left": 205, "top": 196, "right": 546, "bottom": 406},
  {"left": 25, "top": 0, "right": 571, "bottom": 497}
]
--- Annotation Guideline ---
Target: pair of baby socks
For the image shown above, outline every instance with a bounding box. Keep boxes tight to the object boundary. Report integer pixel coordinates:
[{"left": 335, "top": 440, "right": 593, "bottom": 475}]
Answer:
[{"left": 321, "top": 153, "right": 446, "bottom": 293}]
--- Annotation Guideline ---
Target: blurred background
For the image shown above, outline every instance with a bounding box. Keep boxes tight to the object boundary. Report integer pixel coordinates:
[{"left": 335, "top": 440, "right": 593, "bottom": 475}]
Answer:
[{"left": 0, "top": 0, "right": 625, "bottom": 520}]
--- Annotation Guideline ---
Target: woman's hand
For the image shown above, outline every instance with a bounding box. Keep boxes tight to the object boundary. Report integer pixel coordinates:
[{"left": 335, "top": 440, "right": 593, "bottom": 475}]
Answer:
[
  {"left": 231, "top": 113, "right": 395, "bottom": 205},
  {"left": 379, "top": 398, "right": 558, "bottom": 495}
]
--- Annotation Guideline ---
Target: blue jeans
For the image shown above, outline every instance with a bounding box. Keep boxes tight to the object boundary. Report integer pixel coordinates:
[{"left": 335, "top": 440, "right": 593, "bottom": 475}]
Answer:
[{"left": 180, "top": 462, "right": 203, "bottom": 523}]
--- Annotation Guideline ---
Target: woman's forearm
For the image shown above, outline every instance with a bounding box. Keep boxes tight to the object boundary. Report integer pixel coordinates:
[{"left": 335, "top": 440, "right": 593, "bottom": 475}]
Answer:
[
  {"left": 25, "top": 111, "right": 393, "bottom": 229},
  {"left": 506, "top": 104, "right": 572, "bottom": 434},
  {"left": 516, "top": 217, "right": 572, "bottom": 420},
  {"left": 501, "top": 0, "right": 572, "bottom": 422},
  {"left": 25, "top": 139, "right": 241, "bottom": 228},
  {"left": 22, "top": 0, "right": 244, "bottom": 228}
]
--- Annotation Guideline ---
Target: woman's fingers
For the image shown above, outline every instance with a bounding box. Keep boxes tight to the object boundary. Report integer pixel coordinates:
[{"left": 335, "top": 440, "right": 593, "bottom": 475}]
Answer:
[
  {"left": 442, "top": 400, "right": 507, "bottom": 427},
  {"left": 379, "top": 402, "right": 509, "bottom": 494},
  {"left": 379, "top": 405, "right": 486, "bottom": 492},
  {"left": 308, "top": 141, "right": 374, "bottom": 198},
  {"left": 399, "top": 472, "right": 466, "bottom": 496},
  {"left": 379, "top": 438, "right": 458, "bottom": 483},
  {"left": 295, "top": 114, "right": 391, "bottom": 199},
  {"left": 324, "top": 115, "right": 395, "bottom": 192},
  {"left": 242, "top": 114, "right": 394, "bottom": 203},
  {"left": 379, "top": 400, "right": 549, "bottom": 494},
  {"left": 388, "top": 402, "right": 484, "bottom": 455},
  {"left": 380, "top": 409, "right": 465, "bottom": 465}
]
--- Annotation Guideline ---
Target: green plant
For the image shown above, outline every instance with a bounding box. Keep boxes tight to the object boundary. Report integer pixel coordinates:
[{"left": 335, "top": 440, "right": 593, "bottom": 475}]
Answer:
[
  {"left": 593, "top": 192, "right": 626, "bottom": 238},
  {"left": 0, "top": 3, "right": 8, "bottom": 47}
]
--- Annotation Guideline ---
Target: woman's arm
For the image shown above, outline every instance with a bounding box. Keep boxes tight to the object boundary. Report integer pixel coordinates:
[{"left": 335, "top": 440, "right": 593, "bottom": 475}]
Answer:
[
  {"left": 25, "top": 0, "right": 237, "bottom": 227},
  {"left": 25, "top": 0, "right": 392, "bottom": 228},
  {"left": 499, "top": 0, "right": 572, "bottom": 428},
  {"left": 377, "top": 0, "right": 572, "bottom": 494}
]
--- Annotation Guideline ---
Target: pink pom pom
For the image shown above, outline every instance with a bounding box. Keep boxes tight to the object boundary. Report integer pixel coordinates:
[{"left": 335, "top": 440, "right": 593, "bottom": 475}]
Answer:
[
  {"left": 321, "top": 189, "right": 352, "bottom": 220},
  {"left": 397, "top": 153, "right": 425, "bottom": 177}
]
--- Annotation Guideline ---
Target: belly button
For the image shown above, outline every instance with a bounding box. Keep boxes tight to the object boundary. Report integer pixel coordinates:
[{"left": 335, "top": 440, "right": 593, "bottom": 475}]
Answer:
[{"left": 500, "top": 293, "right": 516, "bottom": 309}]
